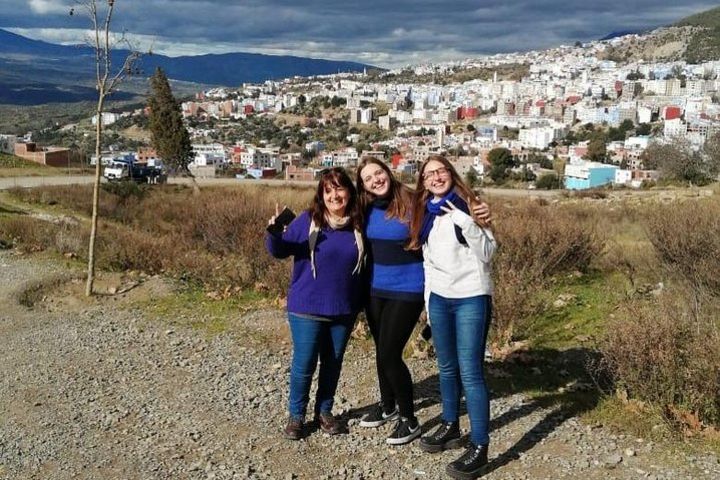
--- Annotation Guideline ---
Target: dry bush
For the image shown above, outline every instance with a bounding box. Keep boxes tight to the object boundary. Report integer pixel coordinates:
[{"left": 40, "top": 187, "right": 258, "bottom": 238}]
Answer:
[
  {"left": 599, "top": 197, "right": 720, "bottom": 430},
  {"left": 53, "top": 221, "right": 84, "bottom": 256},
  {"left": 94, "top": 222, "right": 169, "bottom": 273},
  {"left": 0, "top": 216, "right": 57, "bottom": 252},
  {"left": 6, "top": 184, "right": 315, "bottom": 296},
  {"left": 644, "top": 198, "right": 720, "bottom": 301},
  {"left": 600, "top": 291, "right": 720, "bottom": 427},
  {"left": 490, "top": 200, "right": 604, "bottom": 345}
]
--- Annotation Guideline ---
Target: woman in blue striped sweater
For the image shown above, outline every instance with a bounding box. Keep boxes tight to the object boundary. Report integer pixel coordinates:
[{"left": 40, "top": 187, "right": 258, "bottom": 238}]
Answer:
[{"left": 355, "top": 157, "right": 489, "bottom": 446}]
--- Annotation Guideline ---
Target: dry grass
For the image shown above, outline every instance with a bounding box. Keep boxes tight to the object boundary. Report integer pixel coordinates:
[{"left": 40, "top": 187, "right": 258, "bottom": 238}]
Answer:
[
  {"left": 598, "top": 197, "right": 720, "bottom": 429},
  {"left": 490, "top": 199, "right": 604, "bottom": 346},
  {"left": 3, "top": 183, "right": 314, "bottom": 295},
  {"left": 600, "top": 291, "right": 720, "bottom": 428}
]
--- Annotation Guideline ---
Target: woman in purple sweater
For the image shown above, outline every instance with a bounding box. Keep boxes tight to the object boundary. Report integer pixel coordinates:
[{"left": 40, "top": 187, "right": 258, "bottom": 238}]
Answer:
[{"left": 266, "top": 168, "right": 365, "bottom": 441}]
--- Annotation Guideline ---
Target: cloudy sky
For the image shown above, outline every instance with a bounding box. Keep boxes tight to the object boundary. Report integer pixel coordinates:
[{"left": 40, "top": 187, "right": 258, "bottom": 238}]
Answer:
[{"left": 2, "top": 1, "right": 718, "bottom": 67}]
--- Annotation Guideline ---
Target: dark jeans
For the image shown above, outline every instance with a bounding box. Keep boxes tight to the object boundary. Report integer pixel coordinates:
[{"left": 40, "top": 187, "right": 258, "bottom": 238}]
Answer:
[
  {"left": 428, "top": 293, "right": 492, "bottom": 446},
  {"left": 287, "top": 313, "right": 355, "bottom": 419},
  {"left": 366, "top": 296, "right": 424, "bottom": 419}
]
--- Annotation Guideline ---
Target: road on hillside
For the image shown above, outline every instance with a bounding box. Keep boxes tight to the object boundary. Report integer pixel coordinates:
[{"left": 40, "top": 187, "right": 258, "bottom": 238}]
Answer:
[{"left": 0, "top": 175, "right": 562, "bottom": 198}]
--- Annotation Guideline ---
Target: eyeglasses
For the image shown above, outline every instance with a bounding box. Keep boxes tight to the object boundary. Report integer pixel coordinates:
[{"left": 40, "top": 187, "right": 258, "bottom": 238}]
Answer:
[{"left": 422, "top": 166, "right": 450, "bottom": 181}]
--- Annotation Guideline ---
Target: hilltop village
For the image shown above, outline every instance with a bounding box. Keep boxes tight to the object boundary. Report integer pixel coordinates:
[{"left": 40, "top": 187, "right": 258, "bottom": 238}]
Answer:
[{"left": 3, "top": 34, "right": 720, "bottom": 189}]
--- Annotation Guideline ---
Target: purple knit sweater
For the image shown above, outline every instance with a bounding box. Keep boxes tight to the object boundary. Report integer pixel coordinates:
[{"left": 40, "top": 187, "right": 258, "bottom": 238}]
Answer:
[{"left": 265, "top": 211, "right": 364, "bottom": 316}]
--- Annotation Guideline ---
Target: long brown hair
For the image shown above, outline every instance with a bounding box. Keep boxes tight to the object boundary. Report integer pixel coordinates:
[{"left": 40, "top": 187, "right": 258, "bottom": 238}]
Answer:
[
  {"left": 356, "top": 156, "right": 413, "bottom": 221},
  {"left": 407, "top": 155, "right": 477, "bottom": 249},
  {"left": 309, "top": 167, "right": 363, "bottom": 230}
]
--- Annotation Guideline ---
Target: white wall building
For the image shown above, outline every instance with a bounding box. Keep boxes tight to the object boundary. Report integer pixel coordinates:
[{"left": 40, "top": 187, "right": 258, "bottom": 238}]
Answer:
[
  {"left": 192, "top": 143, "right": 226, "bottom": 166},
  {"left": 518, "top": 127, "right": 556, "bottom": 149},
  {"left": 0, "top": 134, "right": 18, "bottom": 154},
  {"left": 92, "top": 112, "right": 120, "bottom": 126}
]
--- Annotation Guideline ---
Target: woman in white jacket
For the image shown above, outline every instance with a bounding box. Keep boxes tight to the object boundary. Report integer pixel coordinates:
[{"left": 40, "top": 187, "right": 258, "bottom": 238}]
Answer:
[{"left": 408, "top": 155, "right": 497, "bottom": 480}]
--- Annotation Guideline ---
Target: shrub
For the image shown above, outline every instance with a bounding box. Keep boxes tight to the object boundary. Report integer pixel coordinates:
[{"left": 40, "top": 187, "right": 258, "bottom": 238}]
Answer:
[
  {"left": 644, "top": 198, "right": 720, "bottom": 302},
  {"left": 490, "top": 200, "right": 604, "bottom": 346},
  {"left": 0, "top": 216, "right": 57, "bottom": 252},
  {"left": 535, "top": 172, "right": 560, "bottom": 189},
  {"left": 4, "top": 184, "right": 314, "bottom": 296},
  {"left": 600, "top": 292, "right": 720, "bottom": 427},
  {"left": 599, "top": 197, "right": 720, "bottom": 430}
]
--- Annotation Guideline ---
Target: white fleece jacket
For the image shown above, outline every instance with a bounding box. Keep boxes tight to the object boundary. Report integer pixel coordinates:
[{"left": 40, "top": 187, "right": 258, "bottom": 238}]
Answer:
[{"left": 422, "top": 207, "right": 497, "bottom": 299}]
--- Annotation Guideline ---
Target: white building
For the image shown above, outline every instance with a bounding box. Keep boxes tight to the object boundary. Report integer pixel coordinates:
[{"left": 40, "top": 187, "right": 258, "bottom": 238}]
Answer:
[
  {"left": 614, "top": 169, "right": 632, "bottom": 185},
  {"left": 0, "top": 134, "right": 18, "bottom": 154},
  {"left": 663, "top": 118, "right": 687, "bottom": 138},
  {"left": 192, "top": 143, "right": 226, "bottom": 166},
  {"left": 239, "top": 145, "right": 281, "bottom": 170},
  {"left": 518, "top": 127, "right": 556, "bottom": 149},
  {"left": 92, "top": 112, "right": 120, "bottom": 126},
  {"left": 624, "top": 136, "right": 651, "bottom": 150},
  {"left": 321, "top": 147, "right": 359, "bottom": 168}
]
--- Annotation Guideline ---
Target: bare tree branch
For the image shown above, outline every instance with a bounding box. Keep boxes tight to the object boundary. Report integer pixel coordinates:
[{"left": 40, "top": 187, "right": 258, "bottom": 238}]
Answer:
[{"left": 77, "top": 0, "right": 142, "bottom": 296}]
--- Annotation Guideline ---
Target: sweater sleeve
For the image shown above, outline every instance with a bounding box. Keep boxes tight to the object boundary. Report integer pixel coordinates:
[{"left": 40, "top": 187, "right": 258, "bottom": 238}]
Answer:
[
  {"left": 265, "top": 212, "right": 309, "bottom": 259},
  {"left": 449, "top": 209, "right": 497, "bottom": 264}
]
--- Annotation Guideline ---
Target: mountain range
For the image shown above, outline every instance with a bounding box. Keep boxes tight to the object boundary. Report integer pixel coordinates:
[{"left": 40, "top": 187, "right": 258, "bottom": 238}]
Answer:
[
  {"left": 0, "top": 28, "right": 376, "bottom": 105},
  {"left": 2, "top": 5, "right": 720, "bottom": 106}
]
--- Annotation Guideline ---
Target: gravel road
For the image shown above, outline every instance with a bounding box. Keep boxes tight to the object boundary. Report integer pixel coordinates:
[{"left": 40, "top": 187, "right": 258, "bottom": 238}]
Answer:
[{"left": 0, "top": 250, "right": 718, "bottom": 479}]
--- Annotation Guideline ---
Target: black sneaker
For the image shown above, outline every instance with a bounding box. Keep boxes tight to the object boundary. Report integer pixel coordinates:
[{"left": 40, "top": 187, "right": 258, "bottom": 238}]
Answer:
[
  {"left": 419, "top": 420, "right": 462, "bottom": 453},
  {"left": 386, "top": 417, "right": 421, "bottom": 445},
  {"left": 446, "top": 442, "right": 488, "bottom": 480},
  {"left": 359, "top": 405, "right": 399, "bottom": 428}
]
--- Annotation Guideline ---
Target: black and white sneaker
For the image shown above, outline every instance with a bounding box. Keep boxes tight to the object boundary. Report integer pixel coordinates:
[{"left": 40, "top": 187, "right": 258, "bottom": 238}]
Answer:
[
  {"left": 386, "top": 417, "right": 421, "bottom": 445},
  {"left": 359, "top": 405, "right": 399, "bottom": 428},
  {"left": 446, "top": 442, "right": 488, "bottom": 480},
  {"left": 419, "top": 420, "right": 462, "bottom": 453}
]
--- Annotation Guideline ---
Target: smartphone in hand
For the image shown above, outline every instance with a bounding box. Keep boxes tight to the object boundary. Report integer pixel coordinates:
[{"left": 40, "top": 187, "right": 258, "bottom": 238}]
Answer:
[{"left": 266, "top": 207, "right": 296, "bottom": 236}]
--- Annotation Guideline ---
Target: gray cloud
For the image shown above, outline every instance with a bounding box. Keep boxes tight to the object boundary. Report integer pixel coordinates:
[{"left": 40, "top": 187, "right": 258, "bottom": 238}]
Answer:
[{"left": 1, "top": 0, "right": 718, "bottom": 67}]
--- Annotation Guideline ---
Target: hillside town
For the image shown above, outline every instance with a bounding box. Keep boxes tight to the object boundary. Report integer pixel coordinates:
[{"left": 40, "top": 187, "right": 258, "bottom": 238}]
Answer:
[{"left": 3, "top": 34, "right": 720, "bottom": 189}]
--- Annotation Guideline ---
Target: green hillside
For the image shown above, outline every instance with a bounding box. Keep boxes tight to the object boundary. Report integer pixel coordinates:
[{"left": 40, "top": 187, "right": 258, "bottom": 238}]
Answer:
[
  {"left": 675, "top": 6, "right": 720, "bottom": 63},
  {"left": 676, "top": 6, "right": 720, "bottom": 28}
]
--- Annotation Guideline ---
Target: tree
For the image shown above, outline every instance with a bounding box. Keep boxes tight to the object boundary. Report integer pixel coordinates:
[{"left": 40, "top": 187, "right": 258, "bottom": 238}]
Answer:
[
  {"left": 77, "top": 0, "right": 140, "bottom": 296},
  {"left": 535, "top": 172, "right": 560, "bottom": 189},
  {"left": 619, "top": 119, "right": 635, "bottom": 132},
  {"left": 147, "top": 68, "right": 193, "bottom": 179},
  {"left": 465, "top": 168, "right": 480, "bottom": 188},
  {"left": 702, "top": 133, "right": 720, "bottom": 180},
  {"left": 636, "top": 123, "right": 652, "bottom": 136},
  {"left": 641, "top": 138, "right": 717, "bottom": 185},
  {"left": 585, "top": 134, "right": 607, "bottom": 163},
  {"left": 487, "top": 147, "right": 515, "bottom": 183}
]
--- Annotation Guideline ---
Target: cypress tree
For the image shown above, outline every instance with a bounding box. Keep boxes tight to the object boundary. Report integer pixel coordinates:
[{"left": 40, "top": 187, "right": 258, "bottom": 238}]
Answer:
[{"left": 148, "top": 67, "right": 193, "bottom": 175}]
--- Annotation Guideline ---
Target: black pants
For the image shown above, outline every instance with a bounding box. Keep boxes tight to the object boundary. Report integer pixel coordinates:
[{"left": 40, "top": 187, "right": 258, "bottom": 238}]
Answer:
[{"left": 366, "top": 296, "right": 424, "bottom": 419}]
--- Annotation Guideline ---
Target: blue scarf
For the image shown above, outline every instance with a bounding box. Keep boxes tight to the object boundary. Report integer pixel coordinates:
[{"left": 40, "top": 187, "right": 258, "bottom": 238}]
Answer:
[{"left": 419, "top": 190, "right": 469, "bottom": 245}]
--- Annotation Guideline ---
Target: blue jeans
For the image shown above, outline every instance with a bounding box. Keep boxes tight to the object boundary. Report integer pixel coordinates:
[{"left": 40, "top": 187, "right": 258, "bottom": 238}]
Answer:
[
  {"left": 428, "top": 293, "right": 492, "bottom": 446},
  {"left": 287, "top": 313, "right": 355, "bottom": 419}
]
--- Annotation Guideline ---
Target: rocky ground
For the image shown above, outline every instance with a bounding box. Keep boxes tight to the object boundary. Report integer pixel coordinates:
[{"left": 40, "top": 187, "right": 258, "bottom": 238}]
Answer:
[{"left": 1, "top": 250, "right": 718, "bottom": 479}]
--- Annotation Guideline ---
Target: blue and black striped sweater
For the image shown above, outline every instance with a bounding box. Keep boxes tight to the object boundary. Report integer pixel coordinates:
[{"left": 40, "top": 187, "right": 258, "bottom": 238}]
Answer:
[{"left": 365, "top": 204, "right": 424, "bottom": 302}]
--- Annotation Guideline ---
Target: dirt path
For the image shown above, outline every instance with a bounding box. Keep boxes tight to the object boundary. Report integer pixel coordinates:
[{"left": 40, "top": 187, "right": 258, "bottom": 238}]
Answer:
[{"left": 0, "top": 251, "right": 718, "bottom": 479}]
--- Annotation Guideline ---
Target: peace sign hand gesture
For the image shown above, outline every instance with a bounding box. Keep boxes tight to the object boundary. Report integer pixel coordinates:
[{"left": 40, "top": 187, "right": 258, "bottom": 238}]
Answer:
[{"left": 268, "top": 203, "right": 281, "bottom": 226}]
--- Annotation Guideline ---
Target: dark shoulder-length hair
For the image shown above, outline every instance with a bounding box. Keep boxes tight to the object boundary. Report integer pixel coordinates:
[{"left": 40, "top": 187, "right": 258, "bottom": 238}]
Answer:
[
  {"left": 355, "top": 156, "right": 413, "bottom": 221},
  {"left": 407, "top": 155, "right": 477, "bottom": 250},
  {"left": 309, "top": 167, "right": 363, "bottom": 230}
]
